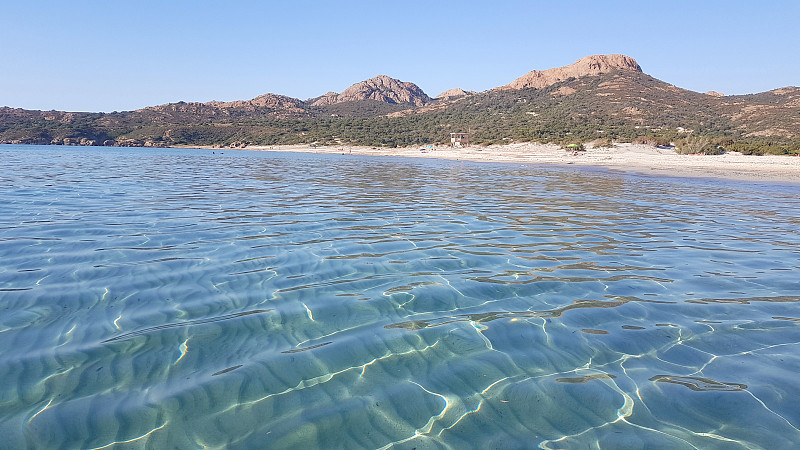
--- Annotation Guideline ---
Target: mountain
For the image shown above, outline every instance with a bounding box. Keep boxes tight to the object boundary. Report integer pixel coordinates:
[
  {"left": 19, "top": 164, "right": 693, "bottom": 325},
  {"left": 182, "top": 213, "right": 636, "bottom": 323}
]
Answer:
[
  {"left": 311, "top": 75, "right": 432, "bottom": 107},
  {"left": 502, "top": 54, "right": 642, "bottom": 90},
  {"left": 1, "top": 54, "right": 798, "bottom": 153}
]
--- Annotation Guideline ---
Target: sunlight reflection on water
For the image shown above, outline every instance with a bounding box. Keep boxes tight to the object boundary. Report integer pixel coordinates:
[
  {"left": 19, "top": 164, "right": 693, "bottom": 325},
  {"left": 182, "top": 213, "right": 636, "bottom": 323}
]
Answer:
[{"left": 1, "top": 145, "right": 799, "bottom": 448}]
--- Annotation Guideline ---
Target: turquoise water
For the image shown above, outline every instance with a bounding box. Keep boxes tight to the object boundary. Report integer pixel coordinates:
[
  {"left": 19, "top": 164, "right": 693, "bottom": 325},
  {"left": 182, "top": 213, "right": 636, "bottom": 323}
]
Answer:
[{"left": 1, "top": 144, "right": 799, "bottom": 449}]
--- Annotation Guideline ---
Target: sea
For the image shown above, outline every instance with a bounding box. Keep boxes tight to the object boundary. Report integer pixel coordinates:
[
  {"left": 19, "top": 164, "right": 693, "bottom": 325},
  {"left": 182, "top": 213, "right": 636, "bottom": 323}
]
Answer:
[{"left": 1, "top": 144, "right": 799, "bottom": 449}]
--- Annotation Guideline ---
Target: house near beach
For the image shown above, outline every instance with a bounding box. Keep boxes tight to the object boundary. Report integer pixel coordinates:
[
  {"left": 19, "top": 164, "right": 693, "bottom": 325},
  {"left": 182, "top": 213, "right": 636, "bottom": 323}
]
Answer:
[{"left": 450, "top": 133, "right": 469, "bottom": 148}]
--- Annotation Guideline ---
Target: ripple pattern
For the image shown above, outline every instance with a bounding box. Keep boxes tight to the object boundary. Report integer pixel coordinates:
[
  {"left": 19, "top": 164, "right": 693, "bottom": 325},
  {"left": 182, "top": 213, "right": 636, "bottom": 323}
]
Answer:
[{"left": 1, "top": 144, "right": 800, "bottom": 448}]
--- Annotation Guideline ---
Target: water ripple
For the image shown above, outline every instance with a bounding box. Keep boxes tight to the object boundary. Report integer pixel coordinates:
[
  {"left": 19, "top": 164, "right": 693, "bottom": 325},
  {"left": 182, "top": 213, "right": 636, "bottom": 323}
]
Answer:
[
  {"left": 101, "top": 309, "right": 273, "bottom": 343},
  {"left": 1, "top": 145, "right": 799, "bottom": 448}
]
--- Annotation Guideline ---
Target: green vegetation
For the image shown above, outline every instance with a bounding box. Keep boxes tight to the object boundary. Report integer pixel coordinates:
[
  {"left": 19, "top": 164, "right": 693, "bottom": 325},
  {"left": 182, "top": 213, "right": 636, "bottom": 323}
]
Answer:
[
  {"left": 724, "top": 139, "right": 800, "bottom": 156},
  {"left": 2, "top": 71, "right": 798, "bottom": 155},
  {"left": 563, "top": 143, "right": 585, "bottom": 152},
  {"left": 674, "top": 137, "right": 722, "bottom": 155}
]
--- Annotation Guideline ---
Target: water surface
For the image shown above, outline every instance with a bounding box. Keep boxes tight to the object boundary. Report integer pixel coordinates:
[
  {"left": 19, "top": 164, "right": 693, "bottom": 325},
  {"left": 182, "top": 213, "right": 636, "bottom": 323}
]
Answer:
[{"left": 1, "top": 144, "right": 799, "bottom": 448}]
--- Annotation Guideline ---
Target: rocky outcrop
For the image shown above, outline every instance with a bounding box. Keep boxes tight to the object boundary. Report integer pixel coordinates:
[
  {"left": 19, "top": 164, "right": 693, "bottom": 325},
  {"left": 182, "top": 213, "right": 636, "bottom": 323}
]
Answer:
[
  {"left": 705, "top": 91, "right": 724, "bottom": 97},
  {"left": 206, "top": 93, "right": 306, "bottom": 113},
  {"left": 145, "top": 93, "right": 306, "bottom": 116},
  {"left": 310, "top": 92, "right": 339, "bottom": 105},
  {"left": 312, "top": 75, "right": 432, "bottom": 106},
  {"left": 143, "top": 101, "right": 216, "bottom": 114},
  {"left": 435, "top": 88, "right": 476, "bottom": 101},
  {"left": 141, "top": 93, "right": 307, "bottom": 119},
  {"left": 502, "top": 54, "right": 643, "bottom": 90}
]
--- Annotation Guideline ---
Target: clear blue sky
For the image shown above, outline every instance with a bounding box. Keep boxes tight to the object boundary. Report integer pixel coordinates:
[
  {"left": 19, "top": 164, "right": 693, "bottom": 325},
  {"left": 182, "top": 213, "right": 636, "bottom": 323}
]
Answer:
[{"left": 2, "top": 0, "right": 798, "bottom": 112}]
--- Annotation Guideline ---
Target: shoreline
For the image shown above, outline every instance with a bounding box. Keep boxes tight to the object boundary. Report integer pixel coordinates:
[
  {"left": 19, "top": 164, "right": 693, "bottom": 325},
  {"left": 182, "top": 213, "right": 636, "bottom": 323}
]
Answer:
[{"left": 237, "top": 143, "right": 800, "bottom": 184}]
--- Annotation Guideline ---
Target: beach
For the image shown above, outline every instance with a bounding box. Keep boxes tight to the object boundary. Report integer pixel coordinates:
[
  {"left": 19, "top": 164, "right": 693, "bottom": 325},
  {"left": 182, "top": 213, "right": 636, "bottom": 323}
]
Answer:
[{"left": 243, "top": 143, "right": 800, "bottom": 183}]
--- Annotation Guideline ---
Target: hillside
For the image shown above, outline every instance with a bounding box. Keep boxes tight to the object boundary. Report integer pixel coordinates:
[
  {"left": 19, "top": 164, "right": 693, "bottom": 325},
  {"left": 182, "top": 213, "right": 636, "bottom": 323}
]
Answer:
[{"left": 1, "top": 55, "right": 798, "bottom": 153}]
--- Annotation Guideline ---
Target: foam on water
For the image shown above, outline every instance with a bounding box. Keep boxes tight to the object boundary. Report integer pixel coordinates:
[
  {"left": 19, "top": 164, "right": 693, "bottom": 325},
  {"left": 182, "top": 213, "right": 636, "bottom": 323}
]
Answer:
[{"left": 1, "top": 144, "right": 799, "bottom": 448}]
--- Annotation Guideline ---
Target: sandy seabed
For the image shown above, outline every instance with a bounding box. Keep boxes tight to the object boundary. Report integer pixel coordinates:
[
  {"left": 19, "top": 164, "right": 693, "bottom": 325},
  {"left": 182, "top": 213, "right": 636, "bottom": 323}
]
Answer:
[{"left": 241, "top": 143, "right": 800, "bottom": 183}]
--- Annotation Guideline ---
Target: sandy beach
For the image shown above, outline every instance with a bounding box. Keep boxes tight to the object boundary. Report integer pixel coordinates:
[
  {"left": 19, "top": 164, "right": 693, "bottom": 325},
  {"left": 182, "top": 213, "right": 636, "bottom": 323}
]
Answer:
[{"left": 243, "top": 143, "right": 800, "bottom": 183}]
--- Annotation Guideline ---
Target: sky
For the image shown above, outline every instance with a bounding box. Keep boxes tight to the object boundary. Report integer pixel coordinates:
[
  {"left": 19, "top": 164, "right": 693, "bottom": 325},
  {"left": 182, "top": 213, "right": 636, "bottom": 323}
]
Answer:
[{"left": 1, "top": 0, "right": 798, "bottom": 112}]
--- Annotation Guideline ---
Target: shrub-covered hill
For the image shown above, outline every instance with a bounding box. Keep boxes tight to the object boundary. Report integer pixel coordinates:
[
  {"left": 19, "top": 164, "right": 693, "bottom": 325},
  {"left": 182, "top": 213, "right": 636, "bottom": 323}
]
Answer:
[{"left": 2, "top": 57, "right": 799, "bottom": 154}]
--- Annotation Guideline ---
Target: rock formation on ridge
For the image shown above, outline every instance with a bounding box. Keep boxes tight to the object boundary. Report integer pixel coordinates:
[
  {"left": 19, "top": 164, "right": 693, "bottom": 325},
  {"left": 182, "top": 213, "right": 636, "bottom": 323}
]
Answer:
[
  {"left": 206, "top": 93, "right": 306, "bottom": 112},
  {"left": 435, "top": 88, "right": 477, "bottom": 101},
  {"left": 141, "top": 93, "right": 307, "bottom": 118},
  {"left": 502, "top": 54, "right": 643, "bottom": 90},
  {"left": 312, "top": 75, "right": 432, "bottom": 106}
]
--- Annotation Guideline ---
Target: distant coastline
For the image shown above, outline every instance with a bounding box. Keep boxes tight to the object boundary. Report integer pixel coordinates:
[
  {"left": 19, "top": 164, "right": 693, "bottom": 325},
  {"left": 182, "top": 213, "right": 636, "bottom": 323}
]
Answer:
[{"left": 2, "top": 55, "right": 798, "bottom": 155}]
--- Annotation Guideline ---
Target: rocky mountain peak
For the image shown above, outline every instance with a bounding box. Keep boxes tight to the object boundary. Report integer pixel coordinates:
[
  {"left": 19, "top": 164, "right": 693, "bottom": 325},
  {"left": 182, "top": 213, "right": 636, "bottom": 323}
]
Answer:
[
  {"left": 503, "top": 54, "right": 643, "bottom": 90},
  {"left": 435, "top": 88, "right": 477, "bottom": 101},
  {"left": 312, "top": 75, "right": 432, "bottom": 107}
]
